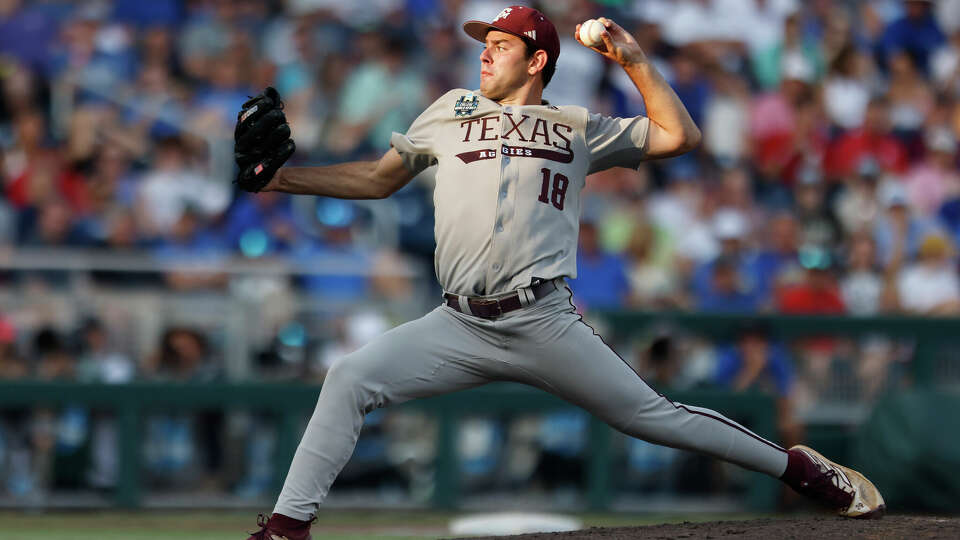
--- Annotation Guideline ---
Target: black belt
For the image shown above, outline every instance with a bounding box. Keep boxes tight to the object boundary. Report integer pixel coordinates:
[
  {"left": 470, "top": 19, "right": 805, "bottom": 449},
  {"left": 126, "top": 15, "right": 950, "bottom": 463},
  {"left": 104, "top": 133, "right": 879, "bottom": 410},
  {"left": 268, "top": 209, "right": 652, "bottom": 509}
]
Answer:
[{"left": 444, "top": 279, "right": 560, "bottom": 319}]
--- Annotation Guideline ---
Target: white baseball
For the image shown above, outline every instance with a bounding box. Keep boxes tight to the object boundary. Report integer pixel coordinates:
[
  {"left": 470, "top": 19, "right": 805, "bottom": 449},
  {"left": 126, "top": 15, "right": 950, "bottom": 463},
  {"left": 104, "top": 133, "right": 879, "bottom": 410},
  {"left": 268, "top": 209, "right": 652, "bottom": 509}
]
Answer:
[{"left": 579, "top": 19, "right": 605, "bottom": 48}]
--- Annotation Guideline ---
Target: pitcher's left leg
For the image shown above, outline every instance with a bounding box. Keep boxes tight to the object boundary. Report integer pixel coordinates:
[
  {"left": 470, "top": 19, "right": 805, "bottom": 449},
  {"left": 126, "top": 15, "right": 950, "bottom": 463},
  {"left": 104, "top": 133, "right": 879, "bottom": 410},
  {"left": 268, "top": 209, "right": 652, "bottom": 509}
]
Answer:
[
  {"left": 504, "top": 288, "right": 883, "bottom": 516},
  {"left": 504, "top": 294, "right": 787, "bottom": 476}
]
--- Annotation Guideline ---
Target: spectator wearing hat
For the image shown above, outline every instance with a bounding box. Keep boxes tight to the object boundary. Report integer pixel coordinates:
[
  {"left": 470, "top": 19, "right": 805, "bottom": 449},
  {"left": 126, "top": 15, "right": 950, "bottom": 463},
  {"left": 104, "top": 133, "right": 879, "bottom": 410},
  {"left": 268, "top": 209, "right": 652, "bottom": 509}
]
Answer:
[
  {"left": 692, "top": 209, "right": 769, "bottom": 312},
  {"left": 834, "top": 156, "right": 884, "bottom": 235},
  {"left": 896, "top": 232, "right": 960, "bottom": 315},
  {"left": 776, "top": 246, "right": 845, "bottom": 315},
  {"left": 873, "top": 181, "right": 938, "bottom": 267}
]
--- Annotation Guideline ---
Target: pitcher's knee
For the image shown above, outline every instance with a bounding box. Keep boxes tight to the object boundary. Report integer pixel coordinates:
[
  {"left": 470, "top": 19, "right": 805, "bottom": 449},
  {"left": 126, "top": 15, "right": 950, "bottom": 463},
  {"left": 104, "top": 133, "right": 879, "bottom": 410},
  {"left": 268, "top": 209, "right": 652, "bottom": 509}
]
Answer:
[
  {"left": 322, "top": 356, "right": 382, "bottom": 413},
  {"left": 605, "top": 403, "right": 673, "bottom": 443},
  {"left": 607, "top": 411, "right": 639, "bottom": 434},
  {"left": 325, "top": 356, "right": 360, "bottom": 386}
]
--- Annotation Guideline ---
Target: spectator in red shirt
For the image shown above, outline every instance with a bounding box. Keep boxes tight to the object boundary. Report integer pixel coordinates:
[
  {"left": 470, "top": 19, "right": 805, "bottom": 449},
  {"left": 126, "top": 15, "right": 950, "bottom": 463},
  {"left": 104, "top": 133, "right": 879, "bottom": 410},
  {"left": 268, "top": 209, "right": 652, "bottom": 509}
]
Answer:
[
  {"left": 776, "top": 246, "right": 845, "bottom": 362},
  {"left": 4, "top": 110, "right": 89, "bottom": 215},
  {"left": 823, "top": 97, "right": 909, "bottom": 181},
  {"left": 750, "top": 56, "right": 829, "bottom": 185},
  {"left": 776, "top": 246, "right": 846, "bottom": 314}
]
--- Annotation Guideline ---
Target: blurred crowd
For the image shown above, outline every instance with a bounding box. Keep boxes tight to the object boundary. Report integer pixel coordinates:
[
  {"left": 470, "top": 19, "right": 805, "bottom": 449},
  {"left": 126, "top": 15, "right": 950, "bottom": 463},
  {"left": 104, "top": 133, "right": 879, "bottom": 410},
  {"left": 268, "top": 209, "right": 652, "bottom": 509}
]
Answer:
[
  {"left": 0, "top": 0, "right": 958, "bottom": 313},
  {"left": 1, "top": 0, "right": 960, "bottom": 503}
]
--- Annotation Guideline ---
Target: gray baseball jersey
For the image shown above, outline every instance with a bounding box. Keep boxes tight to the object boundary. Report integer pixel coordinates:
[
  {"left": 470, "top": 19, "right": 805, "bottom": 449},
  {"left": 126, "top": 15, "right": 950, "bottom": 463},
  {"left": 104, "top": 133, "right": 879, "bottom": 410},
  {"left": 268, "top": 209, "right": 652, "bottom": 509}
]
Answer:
[
  {"left": 272, "top": 91, "right": 790, "bottom": 521},
  {"left": 390, "top": 89, "right": 650, "bottom": 296}
]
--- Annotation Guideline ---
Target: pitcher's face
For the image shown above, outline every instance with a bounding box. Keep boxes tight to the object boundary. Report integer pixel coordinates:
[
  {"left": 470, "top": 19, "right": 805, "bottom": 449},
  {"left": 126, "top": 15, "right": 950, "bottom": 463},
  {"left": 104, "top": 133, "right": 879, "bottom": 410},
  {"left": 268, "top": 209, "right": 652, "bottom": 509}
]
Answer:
[{"left": 479, "top": 31, "right": 530, "bottom": 101}]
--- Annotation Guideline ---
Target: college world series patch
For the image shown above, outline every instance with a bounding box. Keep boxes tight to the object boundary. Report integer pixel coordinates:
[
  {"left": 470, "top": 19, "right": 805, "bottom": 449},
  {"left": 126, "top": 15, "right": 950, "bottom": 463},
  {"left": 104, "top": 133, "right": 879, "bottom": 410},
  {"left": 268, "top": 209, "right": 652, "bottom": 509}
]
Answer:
[{"left": 454, "top": 93, "right": 479, "bottom": 118}]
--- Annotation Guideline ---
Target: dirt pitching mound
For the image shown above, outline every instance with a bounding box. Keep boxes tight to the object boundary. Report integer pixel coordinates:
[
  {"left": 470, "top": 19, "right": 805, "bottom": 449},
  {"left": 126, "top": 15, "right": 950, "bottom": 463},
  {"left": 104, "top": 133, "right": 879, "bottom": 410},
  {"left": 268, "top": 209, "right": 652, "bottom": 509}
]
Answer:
[{"left": 455, "top": 515, "right": 958, "bottom": 539}]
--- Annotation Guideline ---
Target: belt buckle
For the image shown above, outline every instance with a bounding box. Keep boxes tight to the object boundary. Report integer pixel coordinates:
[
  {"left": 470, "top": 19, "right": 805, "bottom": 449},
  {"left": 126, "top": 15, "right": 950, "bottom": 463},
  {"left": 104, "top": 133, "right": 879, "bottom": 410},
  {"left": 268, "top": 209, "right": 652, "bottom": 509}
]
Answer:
[
  {"left": 473, "top": 298, "right": 503, "bottom": 318},
  {"left": 490, "top": 300, "right": 503, "bottom": 318}
]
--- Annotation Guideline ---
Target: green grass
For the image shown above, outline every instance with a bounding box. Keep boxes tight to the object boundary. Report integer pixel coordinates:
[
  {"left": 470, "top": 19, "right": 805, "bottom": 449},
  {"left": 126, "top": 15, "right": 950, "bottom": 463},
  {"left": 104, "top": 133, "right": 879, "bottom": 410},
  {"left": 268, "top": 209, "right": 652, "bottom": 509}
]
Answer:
[{"left": 0, "top": 510, "right": 773, "bottom": 540}]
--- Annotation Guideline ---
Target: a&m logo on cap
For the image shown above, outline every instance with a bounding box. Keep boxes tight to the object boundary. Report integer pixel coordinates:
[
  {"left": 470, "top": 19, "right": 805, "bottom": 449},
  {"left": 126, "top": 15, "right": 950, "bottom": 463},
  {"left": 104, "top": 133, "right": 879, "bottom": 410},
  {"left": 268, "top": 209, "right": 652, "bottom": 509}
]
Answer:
[
  {"left": 494, "top": 7, "right": 512, "bottom": 21},
  {"left": 454, "top": 93, "right": 479, "bottom": 118}
]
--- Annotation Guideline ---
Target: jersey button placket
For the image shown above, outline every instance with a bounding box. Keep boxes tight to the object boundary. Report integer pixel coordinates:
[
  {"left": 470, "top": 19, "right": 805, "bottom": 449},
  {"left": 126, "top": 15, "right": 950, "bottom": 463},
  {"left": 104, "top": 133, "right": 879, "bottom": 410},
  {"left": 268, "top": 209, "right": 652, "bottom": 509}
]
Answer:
[{"left": 488, "top": 106, "right": 513, "bottom": 284}]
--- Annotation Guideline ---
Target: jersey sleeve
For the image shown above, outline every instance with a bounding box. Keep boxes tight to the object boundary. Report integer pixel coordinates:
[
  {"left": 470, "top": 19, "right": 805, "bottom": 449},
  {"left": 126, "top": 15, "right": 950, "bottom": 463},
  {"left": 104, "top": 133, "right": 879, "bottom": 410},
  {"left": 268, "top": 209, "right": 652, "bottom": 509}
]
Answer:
[
  {"left": 390, "top": 92, "right": 449, "bottom": 175},
  {"left": 584, "top": 112, "right": 651, "bottom": 174}
]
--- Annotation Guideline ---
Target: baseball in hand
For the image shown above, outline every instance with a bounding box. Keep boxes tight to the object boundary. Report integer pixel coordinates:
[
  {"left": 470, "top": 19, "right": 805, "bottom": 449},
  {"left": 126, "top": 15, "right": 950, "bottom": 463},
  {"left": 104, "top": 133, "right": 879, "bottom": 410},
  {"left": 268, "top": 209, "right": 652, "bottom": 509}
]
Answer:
[{"left": 579, "top": 19, "right": 605, "bottom": 48}]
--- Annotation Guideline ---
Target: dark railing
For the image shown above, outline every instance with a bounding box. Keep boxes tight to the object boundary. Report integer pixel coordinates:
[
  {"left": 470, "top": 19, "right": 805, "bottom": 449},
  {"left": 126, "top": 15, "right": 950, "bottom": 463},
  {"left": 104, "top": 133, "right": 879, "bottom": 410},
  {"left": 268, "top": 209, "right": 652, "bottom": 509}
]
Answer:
[
  {"left": 0, "top": 381, "right": 777, "bottom": 511},
  {"left": 600, "top": 311, "right": 960, "bottom": 387}
]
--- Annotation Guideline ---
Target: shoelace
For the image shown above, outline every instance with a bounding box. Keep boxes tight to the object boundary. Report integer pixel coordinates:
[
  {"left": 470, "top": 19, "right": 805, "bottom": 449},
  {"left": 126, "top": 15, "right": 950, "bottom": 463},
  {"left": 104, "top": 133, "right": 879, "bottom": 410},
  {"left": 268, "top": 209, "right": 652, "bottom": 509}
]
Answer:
[
  {"left": 806, "top": 466, "right": 854, "bottom": 509},
  {"left": 249, "top": 513, "right": 315, "bottom": 539},
  {"left": 249, "top": 514, "right": 272, "bottom": 540}
]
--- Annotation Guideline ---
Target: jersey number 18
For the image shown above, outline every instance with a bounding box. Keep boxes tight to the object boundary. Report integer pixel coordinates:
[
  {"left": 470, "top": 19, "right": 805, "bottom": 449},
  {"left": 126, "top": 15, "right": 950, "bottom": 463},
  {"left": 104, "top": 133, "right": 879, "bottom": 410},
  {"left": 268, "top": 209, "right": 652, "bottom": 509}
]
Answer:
[{"left": 538, "top": 168, "right": 569, "bottom": 211}]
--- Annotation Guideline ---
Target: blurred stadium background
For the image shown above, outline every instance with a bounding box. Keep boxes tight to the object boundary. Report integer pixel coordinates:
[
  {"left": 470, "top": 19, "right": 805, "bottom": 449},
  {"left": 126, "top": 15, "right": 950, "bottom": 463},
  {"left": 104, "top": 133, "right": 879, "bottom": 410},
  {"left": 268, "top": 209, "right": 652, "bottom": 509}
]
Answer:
[{"left": 2, "top": 0, "right": 960, "bottom": 537}]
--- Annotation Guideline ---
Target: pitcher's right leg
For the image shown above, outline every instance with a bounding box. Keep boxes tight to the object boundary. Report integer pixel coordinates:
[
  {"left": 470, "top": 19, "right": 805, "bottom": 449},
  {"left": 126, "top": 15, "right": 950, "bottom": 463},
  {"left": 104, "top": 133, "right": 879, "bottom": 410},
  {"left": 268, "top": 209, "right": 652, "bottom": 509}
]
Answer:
[{"left": 272, "top": 306, "right": 499, "bottom": 521}]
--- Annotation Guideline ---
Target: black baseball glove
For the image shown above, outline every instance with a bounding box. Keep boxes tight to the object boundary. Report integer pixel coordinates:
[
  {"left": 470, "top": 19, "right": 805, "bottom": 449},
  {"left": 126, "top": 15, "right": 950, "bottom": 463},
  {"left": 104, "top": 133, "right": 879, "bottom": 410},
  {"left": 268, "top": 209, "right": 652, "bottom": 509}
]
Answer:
[{"left": 234, "top": 86, "right": 296, "bottom": 192}]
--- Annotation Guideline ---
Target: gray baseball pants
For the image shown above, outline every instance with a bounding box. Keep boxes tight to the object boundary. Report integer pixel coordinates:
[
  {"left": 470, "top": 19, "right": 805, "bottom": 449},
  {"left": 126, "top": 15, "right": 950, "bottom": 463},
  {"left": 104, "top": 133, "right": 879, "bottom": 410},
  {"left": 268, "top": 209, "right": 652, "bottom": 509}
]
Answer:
[{"left": 274, "top": 283, "right": 788, "bottom": 520}]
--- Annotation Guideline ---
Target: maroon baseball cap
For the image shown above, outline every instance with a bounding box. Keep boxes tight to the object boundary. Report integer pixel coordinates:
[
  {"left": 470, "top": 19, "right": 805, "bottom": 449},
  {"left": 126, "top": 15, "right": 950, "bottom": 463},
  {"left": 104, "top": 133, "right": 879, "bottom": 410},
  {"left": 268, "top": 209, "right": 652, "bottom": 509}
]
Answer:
[{"left": 463, "top": 6, "right": 560, "bottom": 66}]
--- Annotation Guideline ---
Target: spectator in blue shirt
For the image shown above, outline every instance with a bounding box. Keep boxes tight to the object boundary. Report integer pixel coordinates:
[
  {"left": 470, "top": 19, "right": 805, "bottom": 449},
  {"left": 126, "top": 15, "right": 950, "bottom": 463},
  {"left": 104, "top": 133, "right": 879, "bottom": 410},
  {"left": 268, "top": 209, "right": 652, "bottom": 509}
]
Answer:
[
  {"left": 715, "top": 324, "right": 794, "bottom": 396},
  {"left": 753, "top": 212, "right": 801, "bottom": 299},
  {"left": 297, "top": 199, "right": 373, "bottom": 301},
  {"left": 569, "top": 221, "right": 630, "bottom": 311},
  {"left": 693, "top": 209, "right": 770, "bottom": 311},
  {"left": 152, "top": 207, "right": 229, "bottom": 290},
  {"left": 0, "top": 0, "right": 61, "bottom": 72},
  {"left": 695, "top": 255, "right": 764, "bottom": 313},
  {"left": 224, "top": 192, "right": 302, "bottom": 257},
  {"left": 714, "top": 322, "right": 801, "bottom": 445},
  {"left": 880, "top": 0, "right": 946, "bottom": 75},
  {"left": 669, "top": 50, "right": 711, "bottom": 127}
]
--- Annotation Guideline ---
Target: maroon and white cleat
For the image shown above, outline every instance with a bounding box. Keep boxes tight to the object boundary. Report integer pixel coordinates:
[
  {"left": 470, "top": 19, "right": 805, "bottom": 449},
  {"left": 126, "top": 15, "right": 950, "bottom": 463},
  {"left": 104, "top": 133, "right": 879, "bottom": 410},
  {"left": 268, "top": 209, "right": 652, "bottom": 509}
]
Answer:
[
  {"left": 246, "top": 513, "right": 313, "bottom": 540},
  {"left": 788, "top": 445, "right": 886, "bottom": 518}
]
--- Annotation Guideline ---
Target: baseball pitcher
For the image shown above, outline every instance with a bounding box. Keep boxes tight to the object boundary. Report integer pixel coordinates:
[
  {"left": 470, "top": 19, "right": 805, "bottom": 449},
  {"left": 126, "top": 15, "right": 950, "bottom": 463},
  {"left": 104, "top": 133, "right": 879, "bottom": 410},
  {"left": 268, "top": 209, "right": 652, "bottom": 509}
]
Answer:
[{"left": 238, "top": 8, "right": 884, "bottom": 539}]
